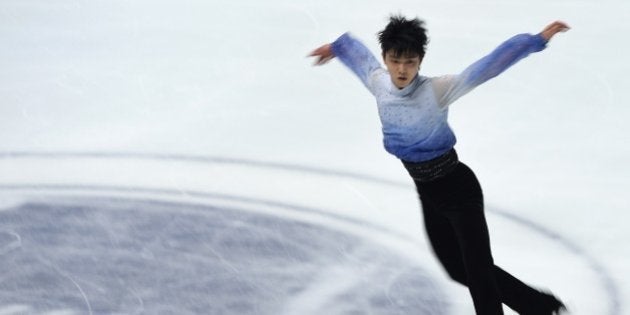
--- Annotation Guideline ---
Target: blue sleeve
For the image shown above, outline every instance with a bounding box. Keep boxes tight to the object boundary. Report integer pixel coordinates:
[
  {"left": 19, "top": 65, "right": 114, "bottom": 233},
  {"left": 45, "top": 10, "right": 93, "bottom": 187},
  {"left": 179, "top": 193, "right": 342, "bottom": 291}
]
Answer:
[
  {"left": 434, "top": 33, "right": 548, "bottom": 107},
  {"left": 465, "top": 33, "right": 547, "bottom": 86},
  {"left": 330, "top": 33, "right": 383, "bottom": 92}
]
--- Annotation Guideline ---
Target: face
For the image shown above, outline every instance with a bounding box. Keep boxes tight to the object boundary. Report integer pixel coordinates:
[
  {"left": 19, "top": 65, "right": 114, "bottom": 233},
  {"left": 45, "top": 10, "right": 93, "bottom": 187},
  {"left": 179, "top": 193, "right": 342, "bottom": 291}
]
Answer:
[{"left": 383, "top": 51, "right": 422, "bottom": 89}]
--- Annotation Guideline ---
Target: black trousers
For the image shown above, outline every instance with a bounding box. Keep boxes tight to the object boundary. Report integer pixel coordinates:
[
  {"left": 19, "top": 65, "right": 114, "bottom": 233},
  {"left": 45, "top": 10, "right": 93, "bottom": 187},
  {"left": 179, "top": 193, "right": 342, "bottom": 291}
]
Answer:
[{"left": 412, "top": 162, "right": 554, "bottom": 315}]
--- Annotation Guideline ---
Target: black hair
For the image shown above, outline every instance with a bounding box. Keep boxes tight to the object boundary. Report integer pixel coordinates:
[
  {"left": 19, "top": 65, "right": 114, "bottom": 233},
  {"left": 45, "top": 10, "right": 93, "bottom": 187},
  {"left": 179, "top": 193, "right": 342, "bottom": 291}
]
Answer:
[{"left": 378, "top": 15, "right": 428, "bottom": 58}]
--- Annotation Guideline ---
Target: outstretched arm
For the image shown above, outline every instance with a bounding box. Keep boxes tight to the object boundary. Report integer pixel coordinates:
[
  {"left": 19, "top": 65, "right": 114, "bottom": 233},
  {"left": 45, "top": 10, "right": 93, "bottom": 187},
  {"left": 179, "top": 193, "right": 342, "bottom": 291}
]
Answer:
[
  {"left": 308, "top": 21, "right": 569, "bottom": 65},
  {"left": 466, "top": 21, "right": 571, "bottom": 87},
  {"left": 308, "top": 33, "right": 383, "bottom": 93},
  {"left": 433, "top": 21, "right": 570, "bottom": 107}
]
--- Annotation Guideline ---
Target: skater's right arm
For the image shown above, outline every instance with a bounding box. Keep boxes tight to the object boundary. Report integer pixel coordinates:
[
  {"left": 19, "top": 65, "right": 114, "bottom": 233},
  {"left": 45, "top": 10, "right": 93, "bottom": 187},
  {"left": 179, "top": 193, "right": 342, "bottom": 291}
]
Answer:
[{"left": 309, "top": 33, "right": 383, "bottom": 93}]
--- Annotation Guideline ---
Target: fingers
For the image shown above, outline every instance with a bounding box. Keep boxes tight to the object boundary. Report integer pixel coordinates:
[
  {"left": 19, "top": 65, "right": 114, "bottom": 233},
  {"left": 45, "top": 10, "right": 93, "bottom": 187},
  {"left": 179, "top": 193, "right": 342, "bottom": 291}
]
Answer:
[
  {"left": 307, "top": 47, "right": 323, "bottom": 57},
  {"left": 541, "top": 21, "right": 570, "bottom": 41},
  {"left": 547, "top": 21, "right": 570, "bottom": 33},
  {"left": 313, "top": 56, "right": 332, "bottom": 65},
  {"left": 308, "top": 43, "right": 334, "bottom": 66},
  {"left": 309, "top": 51, "right": 332, "bottom": 65}
]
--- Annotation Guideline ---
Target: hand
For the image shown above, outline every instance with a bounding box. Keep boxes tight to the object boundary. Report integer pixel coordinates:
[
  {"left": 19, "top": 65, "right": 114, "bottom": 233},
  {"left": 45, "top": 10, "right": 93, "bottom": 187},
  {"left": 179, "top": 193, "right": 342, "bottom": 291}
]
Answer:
[
  {"left": 308, "top": 44, "right": 335, "bottom": 65},
  {"left": 540, "top": 21, "right": 570, "bottom": 41}
]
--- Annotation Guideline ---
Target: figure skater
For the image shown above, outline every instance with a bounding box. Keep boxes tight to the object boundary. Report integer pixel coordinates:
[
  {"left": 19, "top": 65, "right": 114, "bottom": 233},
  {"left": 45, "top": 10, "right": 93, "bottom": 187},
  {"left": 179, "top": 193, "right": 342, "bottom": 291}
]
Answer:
[{"left": 309, "top": 15, "right": 570, "bottom": 315}]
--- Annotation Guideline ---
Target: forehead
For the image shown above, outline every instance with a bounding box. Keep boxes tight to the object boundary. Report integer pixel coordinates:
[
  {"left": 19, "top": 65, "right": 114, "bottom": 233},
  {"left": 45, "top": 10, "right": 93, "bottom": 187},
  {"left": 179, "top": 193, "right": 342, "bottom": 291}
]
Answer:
[{"left": 384, "top": 50, "right": 420, "bottom": 60}]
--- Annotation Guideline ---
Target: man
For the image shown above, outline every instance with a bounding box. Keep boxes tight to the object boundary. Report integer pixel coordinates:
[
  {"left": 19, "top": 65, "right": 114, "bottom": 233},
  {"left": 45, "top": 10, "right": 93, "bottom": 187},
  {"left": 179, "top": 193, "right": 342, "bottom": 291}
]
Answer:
[{"left": 309, "top": 16, "right": 570, "bottom": 315}]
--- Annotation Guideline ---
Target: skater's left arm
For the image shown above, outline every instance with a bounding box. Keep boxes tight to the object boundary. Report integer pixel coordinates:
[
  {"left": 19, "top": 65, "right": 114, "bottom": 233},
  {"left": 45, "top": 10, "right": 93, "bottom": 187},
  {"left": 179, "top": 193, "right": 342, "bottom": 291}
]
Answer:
[{"left": 433, "top": 21, "right": 570, "bottom": 107}]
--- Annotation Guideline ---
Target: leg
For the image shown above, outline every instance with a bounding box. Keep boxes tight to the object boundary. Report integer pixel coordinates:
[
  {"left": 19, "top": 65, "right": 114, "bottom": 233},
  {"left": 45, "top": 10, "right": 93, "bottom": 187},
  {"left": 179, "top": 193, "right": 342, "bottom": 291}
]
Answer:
[
  {"left": 420, "top": 197, "right": 468, "bottom": 285},
  {"left": 417, "top": 165, "right": 502, "bottom": 315},
  {"left": 439, "top": 164, "right": 565, "bottom": 314},
  {"left": 440, "top": 196, "right": 503, "bottom": 315},
  {"left": 417, "top": 163, "right": 564, "bottom": 314}
]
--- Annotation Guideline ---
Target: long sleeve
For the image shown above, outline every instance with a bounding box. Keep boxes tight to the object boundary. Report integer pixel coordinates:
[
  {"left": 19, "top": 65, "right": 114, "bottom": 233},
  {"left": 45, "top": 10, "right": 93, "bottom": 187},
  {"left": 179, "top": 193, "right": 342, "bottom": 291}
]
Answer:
[
  {"left": 433, "top": 33, "right": 548, "bottom": 107},
  {"left": 330, "top": 33, "right": 384, "bottom": 93}
]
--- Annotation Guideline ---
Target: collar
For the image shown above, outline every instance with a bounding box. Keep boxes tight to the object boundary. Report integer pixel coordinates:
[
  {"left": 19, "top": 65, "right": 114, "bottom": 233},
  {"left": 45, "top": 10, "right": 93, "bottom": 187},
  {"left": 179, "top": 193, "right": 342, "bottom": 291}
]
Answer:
[{"left": 390, "top": 74, "right": 420, "bottom": 97}]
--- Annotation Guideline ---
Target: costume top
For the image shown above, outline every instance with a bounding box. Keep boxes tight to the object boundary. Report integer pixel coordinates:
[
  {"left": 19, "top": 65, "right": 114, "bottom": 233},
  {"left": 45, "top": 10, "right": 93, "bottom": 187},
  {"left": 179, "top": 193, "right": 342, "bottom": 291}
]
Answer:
[{"left": 331, "top": 32, "right": 547, "bottom": 162}]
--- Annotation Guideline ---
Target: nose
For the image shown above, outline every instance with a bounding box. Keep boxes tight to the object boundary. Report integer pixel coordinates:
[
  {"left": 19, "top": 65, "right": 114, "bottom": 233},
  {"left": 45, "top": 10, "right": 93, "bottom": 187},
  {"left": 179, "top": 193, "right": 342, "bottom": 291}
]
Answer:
[{"left": 397, "top": 64, "right": 405, "bottom": 74}]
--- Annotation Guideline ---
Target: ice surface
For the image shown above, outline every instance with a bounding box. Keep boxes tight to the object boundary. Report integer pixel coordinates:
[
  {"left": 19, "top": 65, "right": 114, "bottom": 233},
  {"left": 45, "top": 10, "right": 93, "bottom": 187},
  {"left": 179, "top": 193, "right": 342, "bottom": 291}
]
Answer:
[
  {"left": 1, "top": 0, "right": 629, "bottom": 314},
  {"left": 0, "top": 197, "right": 448, "bottom": 314}
]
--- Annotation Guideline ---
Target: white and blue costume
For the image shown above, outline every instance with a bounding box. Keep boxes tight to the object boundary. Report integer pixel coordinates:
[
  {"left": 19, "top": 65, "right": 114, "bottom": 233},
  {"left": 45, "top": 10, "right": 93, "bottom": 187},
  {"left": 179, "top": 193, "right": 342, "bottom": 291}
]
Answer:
[
  {"left": 330, "top": 30, "right": 567, "bottom": 315},
  {"left": 330, "top": 32, "right": 547, "bottom": 163}
]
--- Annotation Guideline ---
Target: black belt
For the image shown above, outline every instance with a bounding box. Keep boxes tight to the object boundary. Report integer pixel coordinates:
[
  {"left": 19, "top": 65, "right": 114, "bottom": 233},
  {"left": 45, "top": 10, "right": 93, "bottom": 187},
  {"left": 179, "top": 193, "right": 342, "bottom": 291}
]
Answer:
[{"left": 402, "top": 149, "right": 459, "bottom": 182}]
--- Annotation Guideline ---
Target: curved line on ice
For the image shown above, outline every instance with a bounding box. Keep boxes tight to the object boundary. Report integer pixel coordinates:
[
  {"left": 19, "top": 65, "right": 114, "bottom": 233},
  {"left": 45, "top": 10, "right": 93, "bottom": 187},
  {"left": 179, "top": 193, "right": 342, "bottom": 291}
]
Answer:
[
  {"left": 0, "top": 151, "right": 621, "bottom": 315},
  {"left": 0, "top": 185, "right": 449, "bottom": 315}
]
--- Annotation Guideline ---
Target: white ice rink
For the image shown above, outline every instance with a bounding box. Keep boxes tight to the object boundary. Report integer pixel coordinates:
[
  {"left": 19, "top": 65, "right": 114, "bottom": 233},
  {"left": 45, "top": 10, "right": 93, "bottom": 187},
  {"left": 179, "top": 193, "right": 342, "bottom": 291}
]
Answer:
[{"left": 1, "top": 0, "right": 629, "bottom": 314}]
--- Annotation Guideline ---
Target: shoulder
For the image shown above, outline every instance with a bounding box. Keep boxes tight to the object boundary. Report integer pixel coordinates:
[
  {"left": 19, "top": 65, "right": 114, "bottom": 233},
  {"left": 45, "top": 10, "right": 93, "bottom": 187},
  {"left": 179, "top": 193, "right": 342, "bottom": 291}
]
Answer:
[
  {"left": 429, "top": 74, "right": 457, "bottom": 85},
  {"left": 367, "top": 68, "right": 392, "bottom": 93}
]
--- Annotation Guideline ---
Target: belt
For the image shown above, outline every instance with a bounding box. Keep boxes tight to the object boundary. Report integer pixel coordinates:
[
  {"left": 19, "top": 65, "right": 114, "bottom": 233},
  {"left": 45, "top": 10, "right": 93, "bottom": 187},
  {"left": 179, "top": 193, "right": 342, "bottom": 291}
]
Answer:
[{"left": 402, "top": 149, "right": 459, "bottom": 182}]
